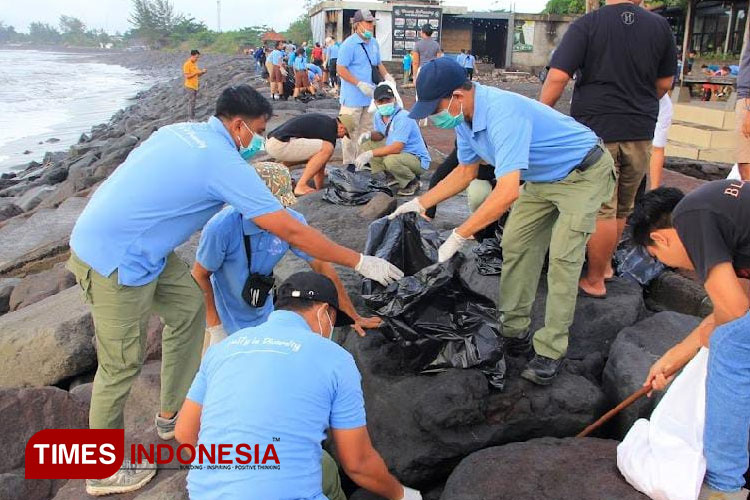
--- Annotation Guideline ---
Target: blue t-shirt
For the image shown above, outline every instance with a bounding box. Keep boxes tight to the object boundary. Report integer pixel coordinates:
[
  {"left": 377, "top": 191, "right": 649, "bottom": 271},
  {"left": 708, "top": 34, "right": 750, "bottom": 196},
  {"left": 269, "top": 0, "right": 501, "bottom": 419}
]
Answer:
[
  {"left": 403, "top": 54, "right": 412, "bottom": 70},
  {"left": 196, "top": 206, "right": 313, "bottom": 334},
  {"left": 186, "top": 310, "right": 367, "bottom": 500},
  {"left": 307, "top": 64, "right": 322, "bottom": 76},
  {"left": 456, "top": 83, "right": 598, "bottom": 182},
  {"left": 328, "top": 43, "right": 340, "bottom": 59},
  {"left": 456, "top": 54, "right": 466, "bottom": 66},
  {"left": 337, "top": 34, "right": 381, "bottom": 107},
  {"left": 70, "top": 117, "right": 282, "bottom": 286},
  {"left": 372, "top": 107, "right": 431, "bottom": 169},
  {"left": 293, "top": 55, "right": 307, "bottom": 71},
  {"left": 269, "top": 49, "right": 284, "bottom": 65},
  {"left": 463, "top": 55, "right": 475, "bottom": 68}
]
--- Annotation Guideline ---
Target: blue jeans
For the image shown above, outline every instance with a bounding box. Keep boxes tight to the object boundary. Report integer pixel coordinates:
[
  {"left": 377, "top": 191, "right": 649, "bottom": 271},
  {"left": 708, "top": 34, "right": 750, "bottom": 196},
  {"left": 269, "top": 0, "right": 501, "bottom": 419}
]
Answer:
[{"left": 704, "top": 311, "right": 750, "bottom": 492}]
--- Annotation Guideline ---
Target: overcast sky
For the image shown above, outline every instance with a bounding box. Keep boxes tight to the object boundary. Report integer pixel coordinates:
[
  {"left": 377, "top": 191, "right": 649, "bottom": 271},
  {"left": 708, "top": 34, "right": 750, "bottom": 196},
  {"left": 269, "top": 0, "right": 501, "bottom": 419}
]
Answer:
[{"left": 1, "top": 0, "right": 548, "bottom": 34}]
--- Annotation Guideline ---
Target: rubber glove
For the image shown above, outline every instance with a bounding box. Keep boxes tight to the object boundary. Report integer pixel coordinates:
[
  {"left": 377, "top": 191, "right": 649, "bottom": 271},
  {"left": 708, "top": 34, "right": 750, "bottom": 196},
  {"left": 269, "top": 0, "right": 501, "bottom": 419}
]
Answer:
[
  {"left": 388, "top": 197, "right": 425, "bottom": 219},
  {"left": 358, "top": 131, "right": 372, "bottom": 145},
  {"left": 355, "top": 254, "right": 404, "bottom": 286},
  {"left": 438, "top": 229, "right": 470, "bottom": 262},
  {"left": 356, "top": 81, "right": 375, "bottom": 97},
  {"left": 354, "top": 150, "right": 374, "bottom": 170},
  {"left": 398, "top": 486, "right": 422, "bottom": 500},
  {"left": 207, "top": 324, "right": 228, "bottom": 346}
]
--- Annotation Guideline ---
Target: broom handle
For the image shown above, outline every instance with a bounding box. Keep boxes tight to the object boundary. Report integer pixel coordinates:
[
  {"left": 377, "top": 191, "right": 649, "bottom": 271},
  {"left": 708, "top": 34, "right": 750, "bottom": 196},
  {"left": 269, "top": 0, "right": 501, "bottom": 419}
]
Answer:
[{"left": 576, "top": 385, "right": 652, "bottom": 438}]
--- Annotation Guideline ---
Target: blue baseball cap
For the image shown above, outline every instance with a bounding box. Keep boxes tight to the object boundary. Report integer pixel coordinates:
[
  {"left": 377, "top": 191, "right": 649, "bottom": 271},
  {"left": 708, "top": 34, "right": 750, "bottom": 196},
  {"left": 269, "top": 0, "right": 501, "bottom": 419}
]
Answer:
[{"left": 409, "top": 57, "right": 469, "bottom": 120}]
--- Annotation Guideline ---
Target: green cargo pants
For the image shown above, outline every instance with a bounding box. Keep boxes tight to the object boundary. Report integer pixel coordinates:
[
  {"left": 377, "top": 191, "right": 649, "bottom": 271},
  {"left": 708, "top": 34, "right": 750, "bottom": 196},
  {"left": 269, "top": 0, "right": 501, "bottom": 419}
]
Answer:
[
  {"left": 67, "top": 251, "right": 205, "bottom": 430},
  {"left": 322, "top": 450, "right": 346, "bottom": 500},
  {"left": 466, "top": 179, "right": 493, "bottom": 212},
  {"left": 361, "top": 140, "right": 423, "bottom": 188},
  {"left": 499, "top": 150, "right": 616, "bottom": 360}
]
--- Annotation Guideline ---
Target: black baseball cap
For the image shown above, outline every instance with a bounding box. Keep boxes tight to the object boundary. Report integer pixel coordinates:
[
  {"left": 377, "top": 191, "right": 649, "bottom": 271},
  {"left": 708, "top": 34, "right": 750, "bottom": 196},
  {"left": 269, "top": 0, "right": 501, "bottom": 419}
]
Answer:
[
  {"left": 421, "top": 24, "right": 433, "bottom": 35},
  {"left": 276, "top": 272, "right": 354, "bottom": 327},
  {"left": 374, "top": 84, "right": 395, "bottom": 101},
  {"left": 409, "top": 57, "right": 468, "bottom": 120}
]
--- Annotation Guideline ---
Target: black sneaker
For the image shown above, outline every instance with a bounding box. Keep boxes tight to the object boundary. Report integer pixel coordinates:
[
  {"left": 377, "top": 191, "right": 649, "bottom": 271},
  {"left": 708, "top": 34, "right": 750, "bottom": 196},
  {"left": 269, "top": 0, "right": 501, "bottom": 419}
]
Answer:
[
  {"left": 504, "top": 329, "right": 532, "bottom": 357},
  {"left": 396, "top": 178, "right": 419, "bottom": 196},
  {"left": 345, "top": 164, "right": 356, "bottom": 173},
  {"left": 384, "top": 173, "right": 399, "bottom": 187},
  {"left": 521, "top": 354, "right": 564, "bottom": 386}
]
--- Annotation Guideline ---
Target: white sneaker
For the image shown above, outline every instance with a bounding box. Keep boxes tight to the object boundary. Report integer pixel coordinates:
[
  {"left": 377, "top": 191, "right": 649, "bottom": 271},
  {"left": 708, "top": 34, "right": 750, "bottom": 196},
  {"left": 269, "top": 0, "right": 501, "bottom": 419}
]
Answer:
[{"left": 85, "top": 462, "right": 156, "bottom": 496}]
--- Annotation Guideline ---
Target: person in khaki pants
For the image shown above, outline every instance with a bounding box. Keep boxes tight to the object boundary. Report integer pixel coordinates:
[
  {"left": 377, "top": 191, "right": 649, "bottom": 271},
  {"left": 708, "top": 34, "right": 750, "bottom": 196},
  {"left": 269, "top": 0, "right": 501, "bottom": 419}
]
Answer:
[{"left": 390, "top": 58, "right": 615, "bottom": 386}]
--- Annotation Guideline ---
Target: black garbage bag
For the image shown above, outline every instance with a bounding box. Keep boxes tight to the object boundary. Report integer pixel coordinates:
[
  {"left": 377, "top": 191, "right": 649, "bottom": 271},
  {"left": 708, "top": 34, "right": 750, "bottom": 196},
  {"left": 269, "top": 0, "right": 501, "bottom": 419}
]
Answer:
[
  {"left": 473, "top": 236, "right": 503, "bottom": 276},
  {"left": 322, "top": 168, "right": 393, "bottom": 206},
  {"left": 362, "top": 215, "right": 506, "bottom": 389}
]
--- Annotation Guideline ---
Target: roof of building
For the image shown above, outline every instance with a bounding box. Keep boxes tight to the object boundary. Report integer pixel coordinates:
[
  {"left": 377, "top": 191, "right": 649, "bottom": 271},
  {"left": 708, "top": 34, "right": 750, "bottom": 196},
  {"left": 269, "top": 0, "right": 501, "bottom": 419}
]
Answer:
[{"left": 261, "top": 30, "right": 286, "bottom": 42}]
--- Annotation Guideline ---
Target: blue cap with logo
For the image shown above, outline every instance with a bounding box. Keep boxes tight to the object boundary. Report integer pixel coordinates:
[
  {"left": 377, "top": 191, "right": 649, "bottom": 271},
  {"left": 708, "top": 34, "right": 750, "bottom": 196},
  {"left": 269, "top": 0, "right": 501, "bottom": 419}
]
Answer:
[{"left": 409, "top": 57, "right": 469, "bottom": 120}]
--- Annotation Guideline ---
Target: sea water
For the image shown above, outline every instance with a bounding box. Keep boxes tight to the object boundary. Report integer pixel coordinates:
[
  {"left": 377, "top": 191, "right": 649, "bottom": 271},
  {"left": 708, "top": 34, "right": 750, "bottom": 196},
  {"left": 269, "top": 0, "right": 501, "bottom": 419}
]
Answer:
[{"left": 0, "top": 49, "right": 151, "bottom": 173}]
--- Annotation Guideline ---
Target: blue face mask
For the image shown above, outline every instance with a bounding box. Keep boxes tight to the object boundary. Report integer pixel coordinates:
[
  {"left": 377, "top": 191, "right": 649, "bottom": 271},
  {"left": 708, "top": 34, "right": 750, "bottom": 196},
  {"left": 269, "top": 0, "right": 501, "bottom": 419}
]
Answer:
[
  {"left": 361, "top": 28, "right": 373, "bottom": 40},
  {"left": 429, "top": 95, "right": 464, "bottom": 129},
  {"left": 377, "top": 103, "right": 396, "bottom": 116},
  {"left": 238, "top": 122, "right": 265, "bottom": 160}
]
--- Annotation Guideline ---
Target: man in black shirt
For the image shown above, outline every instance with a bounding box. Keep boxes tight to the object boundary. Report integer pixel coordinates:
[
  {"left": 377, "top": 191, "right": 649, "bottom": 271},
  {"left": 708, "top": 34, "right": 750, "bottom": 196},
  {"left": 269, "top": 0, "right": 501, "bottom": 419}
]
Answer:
[
  {"left": 631, "top": 181, "right": 750, "bottom": 500},
  {"left": 266, "top": 113, "right": 355, "bottom": 195},
  {"left": 540, "top": 0, "right": 676, "bottom": 299}
]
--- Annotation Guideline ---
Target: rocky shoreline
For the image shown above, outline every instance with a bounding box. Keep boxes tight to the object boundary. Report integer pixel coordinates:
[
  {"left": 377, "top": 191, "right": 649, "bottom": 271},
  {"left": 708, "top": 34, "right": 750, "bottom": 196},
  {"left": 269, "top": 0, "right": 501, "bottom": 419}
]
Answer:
[{"left": 0, "top": 50, "right": 723, "bottom": 500}]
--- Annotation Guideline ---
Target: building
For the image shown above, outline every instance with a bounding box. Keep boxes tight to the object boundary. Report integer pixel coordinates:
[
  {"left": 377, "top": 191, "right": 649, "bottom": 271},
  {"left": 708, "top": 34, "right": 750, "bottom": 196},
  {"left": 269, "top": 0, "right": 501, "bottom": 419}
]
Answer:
[{"left": 261, "top": 30, "right": 286, "bottom": 49}]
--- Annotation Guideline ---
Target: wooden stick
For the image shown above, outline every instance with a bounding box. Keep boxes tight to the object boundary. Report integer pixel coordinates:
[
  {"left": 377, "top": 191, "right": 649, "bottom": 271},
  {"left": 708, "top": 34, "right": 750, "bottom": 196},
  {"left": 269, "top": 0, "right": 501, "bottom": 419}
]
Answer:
[{"left": 577, "top": 385, "right": 652, "bottom": 438}]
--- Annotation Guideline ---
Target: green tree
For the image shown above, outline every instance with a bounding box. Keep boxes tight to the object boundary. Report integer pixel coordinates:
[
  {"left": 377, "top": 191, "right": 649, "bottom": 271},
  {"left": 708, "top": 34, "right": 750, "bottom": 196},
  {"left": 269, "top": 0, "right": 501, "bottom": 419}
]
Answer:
[
  {"left": 28, "top": 22, "right": 62, "bottom": 44},
  {"left": 0, "top": 22, "right": 22, "bottom": 43},
  {"left": 284, "top": 14, "right": 312, "bottom": 45},
  {"left": 129, "top": 0, "right": 183, "bottom": 47},
  {"left": 543, "top": 0, "right": 586, "bottom": 15}
]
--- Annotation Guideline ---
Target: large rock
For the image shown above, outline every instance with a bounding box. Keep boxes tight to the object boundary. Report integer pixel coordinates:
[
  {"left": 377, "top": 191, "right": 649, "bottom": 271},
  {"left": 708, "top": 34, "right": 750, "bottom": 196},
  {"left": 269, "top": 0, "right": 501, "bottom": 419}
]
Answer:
[
  {"left": 0, "top": 286, "right": 96, "bottom": 388},
  {"left": 645, "top": 270, "right": 711, "bottom": 318},
  {"left": 0, "top": 277, "right": 21, "bottom": 315},
  {"left": 440, "top": 437, "right": 648, "bottom": 500},
  {"left": 8, "top": 262, "right": 76, "bottom": 311},
  {"left": 0, "top": 470, "right": 59, "bottom": 500},
  {"left": 0, "top": 197, "right": 88, "bottom": 274},
  {"left": 0, "top": 198, "right": 22, "bottom": 222},
  {"left": 341, "top": 330, "right": 606, "bottom": 486},
  {"left": 15, "top": 185, "right": 57, "bottom": 212},
  {"left": 602, "top": 311, "right": 702, "bottom": 437}
]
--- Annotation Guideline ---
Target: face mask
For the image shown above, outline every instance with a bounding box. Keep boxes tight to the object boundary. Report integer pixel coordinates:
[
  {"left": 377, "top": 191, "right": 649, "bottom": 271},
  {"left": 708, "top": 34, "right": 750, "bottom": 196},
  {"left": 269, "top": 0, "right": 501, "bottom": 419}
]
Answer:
[
  {"left": 238, "top": 121, "right": 265, "bottom": 160},
  {"left": 359, "top": 25, "right": 373, "bottom": 40},
  {"left": 377, "top": 103, "right": 396, "bottom": 116},
  {"left": 429, "top": 95, "right": 465, "bottom": 129},
  {"left": 316, "top": 305, "right": 334, "bottom": 339}
]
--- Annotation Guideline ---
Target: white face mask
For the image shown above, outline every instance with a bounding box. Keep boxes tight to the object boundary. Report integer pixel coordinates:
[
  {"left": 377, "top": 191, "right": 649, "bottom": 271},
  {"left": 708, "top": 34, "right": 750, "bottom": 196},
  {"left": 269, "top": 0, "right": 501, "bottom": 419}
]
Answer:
[{"left": 316, "top": 305, "right": 334, "bottom": 339}]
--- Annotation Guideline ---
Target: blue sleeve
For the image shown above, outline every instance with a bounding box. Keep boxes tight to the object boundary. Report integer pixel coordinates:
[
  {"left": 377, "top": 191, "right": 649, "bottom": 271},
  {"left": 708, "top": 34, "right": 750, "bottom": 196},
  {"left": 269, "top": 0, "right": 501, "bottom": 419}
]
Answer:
[
  {"left": 457, "top": 127, "right": 481, "bottom": 164},
  {"left": 330, "top": 353, "right": 367, "bottom": 430},
  {"left": 388, "top": 114, "right": 413, "bottom": 145},
  {"left": 196, "top": 213, "right": 231, "bottom": 272},
  {"left": 288, "top": 211, "right": 313, "bottom": 262},
  {"left": 337, "top": 41, "right": 353, "bottom": 68},
  {"left": 186, "top": 356, "right": 209, "bottom": 405},
  {"left": 208, "top": 153, "right": 283, "bottom": 220},
  {"left": 372, "top": 40, "right": 381, "bottom": 65},
  {"left": 373, "top": 113, "right": 385, "bottom": 135},
  {"left": 489, "top": 109, "right": 531, "bottom": 178}
]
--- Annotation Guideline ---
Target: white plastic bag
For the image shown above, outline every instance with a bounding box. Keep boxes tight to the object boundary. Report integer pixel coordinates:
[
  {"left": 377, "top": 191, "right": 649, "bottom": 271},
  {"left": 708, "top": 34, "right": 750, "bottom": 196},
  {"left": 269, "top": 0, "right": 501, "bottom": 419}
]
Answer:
[
  {"left": 367, "top": 81, "right": 404, "bottom": 113},
  {"left": 728, "top": 164, "right": 742, "bottom": 180},
  {"left": 617, "top": 348, "right": 709, "bottom": 500}
]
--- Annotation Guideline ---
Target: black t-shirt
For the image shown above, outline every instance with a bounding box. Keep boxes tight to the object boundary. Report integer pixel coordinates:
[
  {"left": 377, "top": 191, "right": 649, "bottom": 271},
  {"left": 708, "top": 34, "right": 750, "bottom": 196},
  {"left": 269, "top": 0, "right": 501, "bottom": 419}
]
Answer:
[
  {"left": 549, "top": 4, "right": 677, "bottom": 142},
  {"left": 673, "top": 180, "right": 750, "bottom": 282},
  {"left": 268, "top": 113, "right": 338, "bottom": 145}
]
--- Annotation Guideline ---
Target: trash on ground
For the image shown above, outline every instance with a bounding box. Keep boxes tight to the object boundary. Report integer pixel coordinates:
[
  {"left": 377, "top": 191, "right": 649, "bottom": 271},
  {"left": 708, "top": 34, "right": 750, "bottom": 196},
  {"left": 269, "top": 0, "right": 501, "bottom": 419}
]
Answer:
[{"left": 322, "top": 168, "right": 393, "bottom": 206}]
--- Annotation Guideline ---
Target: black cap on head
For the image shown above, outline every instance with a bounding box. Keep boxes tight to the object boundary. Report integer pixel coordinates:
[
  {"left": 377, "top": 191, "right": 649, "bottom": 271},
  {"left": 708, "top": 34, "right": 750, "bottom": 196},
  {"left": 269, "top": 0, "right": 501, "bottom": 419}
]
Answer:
[
  {"left": 409, "top": 58, "right": 468, "bottom": 120},
  {"left": 373, "top": 84, "right": 395, "bottom": 101},
  {"left": 190, "top": 49, "right": 200, "bottom": 56},
  {"left": 276, "top": 272, "right": 354, "bottom": 327},
  {"left": 421, "top": 24, "right": 433, "bottom": 36}
]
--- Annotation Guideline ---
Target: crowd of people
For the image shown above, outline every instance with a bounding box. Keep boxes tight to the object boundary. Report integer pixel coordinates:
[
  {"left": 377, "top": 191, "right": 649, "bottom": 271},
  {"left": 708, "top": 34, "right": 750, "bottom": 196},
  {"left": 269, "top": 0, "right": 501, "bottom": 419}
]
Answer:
[{"left": 73, "top": 1, "right": 750, "bottom": 498}]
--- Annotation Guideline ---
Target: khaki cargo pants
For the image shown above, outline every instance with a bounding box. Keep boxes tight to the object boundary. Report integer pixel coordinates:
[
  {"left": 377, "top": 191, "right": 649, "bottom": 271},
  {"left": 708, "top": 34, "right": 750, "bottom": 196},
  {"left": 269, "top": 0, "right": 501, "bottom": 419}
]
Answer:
[
  {"left": 322, "top": 450, "right": 346, "bottom": 500},
  {"left": 361, "top": 139, "right": 423, "bottom": 188},
  {"left": 67, "top": 251, "right": 205, "bottom": 430},
  {"left": 499, "top": 150, "right": 616, "bottom": 360}
]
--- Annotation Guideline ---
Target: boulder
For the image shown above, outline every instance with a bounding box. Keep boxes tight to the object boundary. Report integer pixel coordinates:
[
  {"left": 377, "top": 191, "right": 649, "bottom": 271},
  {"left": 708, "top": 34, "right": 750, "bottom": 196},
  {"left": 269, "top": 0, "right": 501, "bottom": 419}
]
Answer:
[
  {"left": 15, "top": 185, "right": 57, "bottom": 212},
  {"left": 40, "top": 164, "right": 69, "bottom": 185},
  {"left": 645, "top": 270, "right": 711, "bottom": 318},
  {"left": 358, "top": 193, "right": 396, "bottom": 220},
  {"left": 0, "top": 198, "right": 22, "bottom": 222},
  {"left": 0, "top": 286, "right": 96, "bottom": 388},
  {"left": 9, "top": 262, "right": 76, "bottom": 311},
  {"left": 602, "top": 311, "right": 702, "bottom": 437},
  {"left": 440, "top": 437, "right": 648, "bottom": 500},
  {"left": 69, "top": 381, "right": 93, "bottom": 407},
  {"left": 0, "top": 386, "right": 87, "bottom": 500},
  {"left": 340, "top": 330, "right": 606, "bottom": 486},
  {"left": 0, "top": 277, "right": 21, "bottom": 315}
]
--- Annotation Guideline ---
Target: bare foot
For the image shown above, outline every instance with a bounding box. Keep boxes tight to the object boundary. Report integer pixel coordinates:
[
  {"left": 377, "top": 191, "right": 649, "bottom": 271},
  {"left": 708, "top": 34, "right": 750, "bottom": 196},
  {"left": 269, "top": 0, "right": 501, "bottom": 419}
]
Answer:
[
  {"left": 604, "top": 266, "right": 614, "bottom": 280},
  {"left": 578, "top": 278, "right": 607, "bottom": 298},
  {"left": 294, "top": 185, "right": 317, "bottom": 196}
]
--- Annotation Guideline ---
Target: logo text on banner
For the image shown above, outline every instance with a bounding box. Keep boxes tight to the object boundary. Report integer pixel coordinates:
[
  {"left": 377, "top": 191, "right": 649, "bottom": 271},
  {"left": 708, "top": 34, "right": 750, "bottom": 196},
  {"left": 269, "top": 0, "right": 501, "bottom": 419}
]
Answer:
[{"left": 25, "top": 429, "right": 125, "bottom": 479}]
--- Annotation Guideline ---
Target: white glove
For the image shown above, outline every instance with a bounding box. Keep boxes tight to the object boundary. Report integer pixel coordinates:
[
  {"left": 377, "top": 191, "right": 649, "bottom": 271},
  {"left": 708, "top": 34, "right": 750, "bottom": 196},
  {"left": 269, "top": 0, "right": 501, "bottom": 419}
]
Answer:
[
  {"left": 398, "top": 486, "right": 422, "bottom": 500},
  {"left": 207, "top": 324, "right": 228, "bottom": 346},
  {"left": 384, "top": 73, "right": 396, "bottom": 85},
  {"left": 388, "top": 197, "right": 425, "bottom": 220},
  {"left": 438, "top": 229, "right": 470, "bottom": 263},
  {"left": 354, "top": 150, "right": 374, "bottom": 170},
  {"left": 355, "top": 254, "right": 404, "bottom": 286},
  {"left": 356, "top": 81, "right": 376, "bottom": 97},
  {"left": 358, "top": 132, "right": 371, "bottom": 145}
]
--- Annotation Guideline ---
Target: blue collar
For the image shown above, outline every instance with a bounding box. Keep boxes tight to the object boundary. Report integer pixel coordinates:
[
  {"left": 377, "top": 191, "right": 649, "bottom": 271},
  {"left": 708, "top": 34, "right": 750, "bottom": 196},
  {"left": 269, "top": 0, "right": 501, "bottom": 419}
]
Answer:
[
  {"left": 469, "top": 83, "right": 488, "bottom": 136},
  {"left": 208, "top": 116, "right": 237, "bottom": 149}
]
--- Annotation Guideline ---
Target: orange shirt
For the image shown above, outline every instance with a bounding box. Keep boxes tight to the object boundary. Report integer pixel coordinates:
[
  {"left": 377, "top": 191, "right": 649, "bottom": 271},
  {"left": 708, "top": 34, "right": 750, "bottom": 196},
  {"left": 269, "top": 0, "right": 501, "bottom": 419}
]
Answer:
[{"left": 183, "top": 59, "right": 201, "bottom": 90}]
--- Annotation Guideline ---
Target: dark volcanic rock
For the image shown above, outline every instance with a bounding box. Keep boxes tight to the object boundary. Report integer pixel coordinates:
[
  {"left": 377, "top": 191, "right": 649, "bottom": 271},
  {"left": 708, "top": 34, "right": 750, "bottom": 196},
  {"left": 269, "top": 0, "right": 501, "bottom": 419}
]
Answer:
[
  {"left": 9, "top": 262, "right": 76, "bottom": 311},
  {"left": 0, "top": 198, "right": 22, "bottom": 222},
  {"left": 645, "top": 270, "right": 711, "bottom": 317},
  {"left": 0, "top": 470, "right": 59, "bottom": 500},
  {"left": 440, "top": 437, "right": 648, "bottom": 500},
  {"left": 358, "top": 193, "right": 397, "bottom": 220},
  {"left": 15, "top": 184, "right": 57, "bottom": 212},
  {"left": 602, "top": 311, "right": 701, "bottom": 438}
]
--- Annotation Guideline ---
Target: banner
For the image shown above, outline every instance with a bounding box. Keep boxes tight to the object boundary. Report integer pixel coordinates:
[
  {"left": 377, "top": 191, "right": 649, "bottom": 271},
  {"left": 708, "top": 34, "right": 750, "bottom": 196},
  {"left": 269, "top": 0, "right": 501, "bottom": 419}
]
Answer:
[
  {"left": 513, "top": 20, "right": 535, "bottom": 52},
  {"left": 391, "top": 6, "right": 442, "bottom": 58}
]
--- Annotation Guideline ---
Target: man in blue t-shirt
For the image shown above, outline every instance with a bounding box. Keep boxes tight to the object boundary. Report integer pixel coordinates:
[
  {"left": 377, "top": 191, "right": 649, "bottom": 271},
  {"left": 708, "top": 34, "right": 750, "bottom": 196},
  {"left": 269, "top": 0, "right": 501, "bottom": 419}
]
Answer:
[
  {"left": 356, "top": 84, "right": 430, "bottom": 196},
  {"left": 268, "top": 41, "right": 287, "bottom": 101},
  {"left": 192, "top": 161, "right": 380, "bottom": 346},
  {"left": 391, "top": 58, "right": 616, "bottom": 386},
  {"left": 176, "top": 271, "right": 422, "bottom": 500},
  {"left": 67, "top": 85, "right": 403, "bottom": 496}
]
